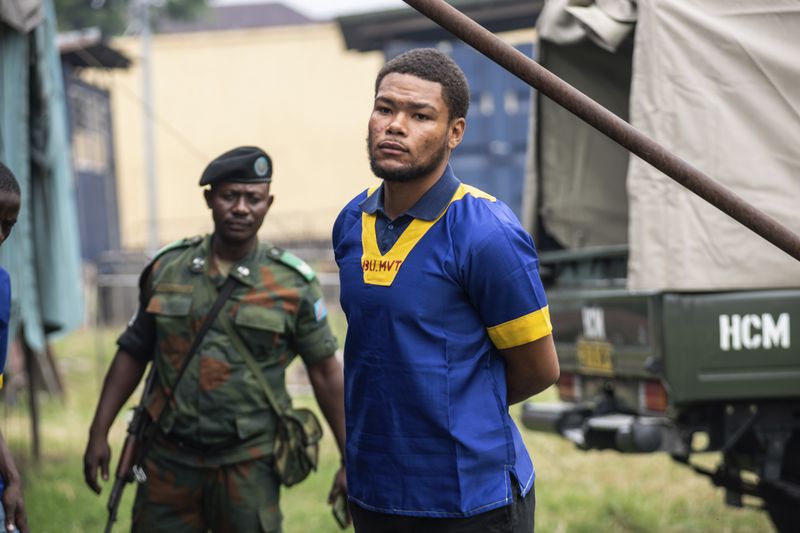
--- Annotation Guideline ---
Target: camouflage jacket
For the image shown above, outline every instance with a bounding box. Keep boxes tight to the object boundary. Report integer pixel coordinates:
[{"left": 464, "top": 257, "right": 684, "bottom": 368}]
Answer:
[{"left": 134, "top": 235, "right": 337, "bottom": 467}]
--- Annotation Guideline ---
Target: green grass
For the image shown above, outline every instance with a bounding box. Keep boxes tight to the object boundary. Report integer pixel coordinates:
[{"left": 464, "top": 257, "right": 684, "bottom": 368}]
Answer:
[{"left": 3, "top": 325, "right": 774, "bottom": 532}]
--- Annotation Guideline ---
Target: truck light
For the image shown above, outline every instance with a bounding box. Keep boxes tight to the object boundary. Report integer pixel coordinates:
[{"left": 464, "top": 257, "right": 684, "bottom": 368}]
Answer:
[
  {"left": 640, "top": 379, "right": 668, "bottom": 413},
  {"left": 557, "top": 372, "right": 582, "bottom": 402}
]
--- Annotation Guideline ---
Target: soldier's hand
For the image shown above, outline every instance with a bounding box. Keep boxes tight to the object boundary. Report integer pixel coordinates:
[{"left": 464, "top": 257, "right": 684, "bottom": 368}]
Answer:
[
  {"left": 328, "top": 464, "right": 350, "bottom": 526},
  {"left": 327, "top": 464, "right": 347, "bottom": 503},
  {"left": 83, "top": 434, "right": 111, "bottom": 494},
  {"left": 2, "top": 479, "right": 28, "bottom": 533}
]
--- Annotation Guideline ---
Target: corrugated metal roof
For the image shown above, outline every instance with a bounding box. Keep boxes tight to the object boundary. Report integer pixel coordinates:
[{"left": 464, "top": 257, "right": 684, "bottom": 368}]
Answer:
[
  {"left": 156, "top": 2, "right": 313, "bottom": 34},
  {"left": 337, "top": 0, "right": 543, "bottom": 52},
  {"left": 58, "top": 28, "right": 131, "bottom": 69}
]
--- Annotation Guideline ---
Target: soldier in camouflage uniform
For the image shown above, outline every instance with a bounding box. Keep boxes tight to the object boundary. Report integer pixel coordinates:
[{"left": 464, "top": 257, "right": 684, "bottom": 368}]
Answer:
[{"left": 83, "top": 147, "right": 347, "bottom": 532}]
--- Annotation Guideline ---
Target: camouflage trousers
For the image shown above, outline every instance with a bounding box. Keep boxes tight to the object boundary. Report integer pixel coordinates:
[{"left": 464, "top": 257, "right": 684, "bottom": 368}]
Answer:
[{"left": 132, "top": 444, "right": 281, "bottom": 533}]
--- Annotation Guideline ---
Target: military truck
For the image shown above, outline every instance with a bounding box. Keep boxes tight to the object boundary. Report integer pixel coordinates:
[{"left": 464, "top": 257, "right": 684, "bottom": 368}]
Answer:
[{"left": 519, "top": 2, "right": 800, "bottom": 531}]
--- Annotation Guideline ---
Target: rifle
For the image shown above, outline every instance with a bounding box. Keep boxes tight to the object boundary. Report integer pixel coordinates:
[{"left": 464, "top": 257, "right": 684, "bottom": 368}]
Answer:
[{"left": 104, "top": 364, "right": 157, "bottom": 533}]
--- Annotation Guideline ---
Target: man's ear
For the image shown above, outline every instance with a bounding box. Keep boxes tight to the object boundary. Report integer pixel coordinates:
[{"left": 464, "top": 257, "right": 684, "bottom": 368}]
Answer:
[
  {"left": 448, "top": 117, "right": 466, "bottom": 150},
  {"left": 266, "top": 195, "right": 275, "bottom": 212},
  {"left": 204, "top": 188, "right": 213, "bottom": 208}
]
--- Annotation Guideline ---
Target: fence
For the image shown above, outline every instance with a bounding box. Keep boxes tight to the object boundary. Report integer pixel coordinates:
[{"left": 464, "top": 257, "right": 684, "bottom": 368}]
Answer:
[{"left": 90, "top": 241, "right": 342, "bottom": 328}]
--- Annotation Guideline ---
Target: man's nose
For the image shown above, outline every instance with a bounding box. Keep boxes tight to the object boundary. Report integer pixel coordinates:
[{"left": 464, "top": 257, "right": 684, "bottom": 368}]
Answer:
[
  {"left": 386, "top": 113, "right": 407, "bottom": 135},
  {"left": 232, "top": 197, "right": 249, "bottom": 213}
]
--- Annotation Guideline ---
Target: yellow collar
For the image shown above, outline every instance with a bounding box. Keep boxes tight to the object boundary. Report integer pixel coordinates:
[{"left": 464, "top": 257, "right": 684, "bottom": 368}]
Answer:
[{"left": 360, "top": 184, "right": 495, "bottom": 286}]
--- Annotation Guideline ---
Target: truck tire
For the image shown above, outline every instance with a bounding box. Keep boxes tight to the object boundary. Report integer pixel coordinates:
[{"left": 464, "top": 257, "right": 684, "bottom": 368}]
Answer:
[{"left": 765, "top": 432, "right": 800, "bottom": 533}]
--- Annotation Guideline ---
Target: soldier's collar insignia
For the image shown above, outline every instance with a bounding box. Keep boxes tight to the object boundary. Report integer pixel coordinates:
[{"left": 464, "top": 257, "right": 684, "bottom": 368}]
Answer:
[{"left": 191, "top": 257, "right": 205, "bottom": 273}]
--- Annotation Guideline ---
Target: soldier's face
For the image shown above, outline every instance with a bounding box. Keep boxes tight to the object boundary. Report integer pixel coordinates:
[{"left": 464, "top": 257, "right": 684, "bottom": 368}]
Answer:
[
  {"left": 0, "top": 191, "right": 20, "bottom": 247},
  {"left": 205, "top": 182, "right": 273, "bottom": 245},
  {"left": 367, "top": 73, "right": 465, "bottom": 183}
]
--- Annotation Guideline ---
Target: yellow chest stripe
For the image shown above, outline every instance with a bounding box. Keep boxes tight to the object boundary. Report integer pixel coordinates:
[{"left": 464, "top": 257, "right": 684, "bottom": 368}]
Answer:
[{"left": 360, "top": 184, "right": 495, "bottom": 286}]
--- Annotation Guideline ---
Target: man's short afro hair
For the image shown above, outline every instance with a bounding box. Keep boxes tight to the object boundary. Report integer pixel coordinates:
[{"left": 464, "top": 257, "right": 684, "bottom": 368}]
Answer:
[
  {"left": 0, "top": 162, "right": 20, "bottom": 196},
  {"left": 375, "top": 48, "right": 470, "bottom": 121}
]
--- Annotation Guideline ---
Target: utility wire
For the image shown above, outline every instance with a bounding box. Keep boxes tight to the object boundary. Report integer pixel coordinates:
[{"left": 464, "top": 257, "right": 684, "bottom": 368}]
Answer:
[{"left": 71, "top": 45, "right": 209, "bottom": 164}]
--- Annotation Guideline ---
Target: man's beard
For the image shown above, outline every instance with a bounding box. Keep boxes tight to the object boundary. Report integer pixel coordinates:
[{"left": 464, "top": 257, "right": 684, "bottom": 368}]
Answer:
[{"left": 367, "top": 132, "right": 449, "bottom": 183}]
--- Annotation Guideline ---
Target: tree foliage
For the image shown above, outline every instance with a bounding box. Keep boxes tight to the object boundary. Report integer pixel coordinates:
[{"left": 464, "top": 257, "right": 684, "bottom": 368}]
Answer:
[{"left": 54, "top": 0, "right": 208, "bottom": 36}]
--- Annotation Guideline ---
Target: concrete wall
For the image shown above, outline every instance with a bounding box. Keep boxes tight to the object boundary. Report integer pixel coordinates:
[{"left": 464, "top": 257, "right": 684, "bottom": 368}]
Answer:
[{"left": 94, "top": 22, "right": 383, "bottom": 250}]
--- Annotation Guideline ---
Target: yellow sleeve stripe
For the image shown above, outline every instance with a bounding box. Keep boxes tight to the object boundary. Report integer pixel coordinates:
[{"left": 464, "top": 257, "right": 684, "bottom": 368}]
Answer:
[
  {"left": 487, "top": 306, "right": 552, "bottom": 349},
  {"left": 0, "top": 374, "right": 4, "bottom": 390}
]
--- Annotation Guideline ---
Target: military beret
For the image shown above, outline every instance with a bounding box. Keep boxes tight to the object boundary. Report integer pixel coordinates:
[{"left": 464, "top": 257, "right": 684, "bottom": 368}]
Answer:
[{"left": 199, "top": 146, "right": 272, "bottom": 186}]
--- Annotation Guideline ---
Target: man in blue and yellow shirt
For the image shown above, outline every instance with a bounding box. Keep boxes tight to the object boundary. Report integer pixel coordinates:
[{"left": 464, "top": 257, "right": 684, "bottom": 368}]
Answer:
[
  {"left": 0, "top": 162, "right": 28, "bottom": 533},
  {"left": 333, "top": 49, "right": 560, "bottom": 531}
]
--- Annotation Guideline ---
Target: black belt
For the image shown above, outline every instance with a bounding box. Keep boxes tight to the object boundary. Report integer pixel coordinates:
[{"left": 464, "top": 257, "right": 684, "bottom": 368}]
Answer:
[{"left": 157, "top": 430, "right": 263, "bottom": 454}]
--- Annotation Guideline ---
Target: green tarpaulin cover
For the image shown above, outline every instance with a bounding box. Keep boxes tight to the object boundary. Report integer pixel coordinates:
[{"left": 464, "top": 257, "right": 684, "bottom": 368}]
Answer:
[{"left": 0, "top": 0, "right": 84, "bottom": 352}]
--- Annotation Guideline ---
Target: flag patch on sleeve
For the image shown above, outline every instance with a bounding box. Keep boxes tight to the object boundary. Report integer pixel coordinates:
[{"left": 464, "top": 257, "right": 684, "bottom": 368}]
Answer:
[{"left": 313, "top": 298, "right": 328, "bottom": 321}]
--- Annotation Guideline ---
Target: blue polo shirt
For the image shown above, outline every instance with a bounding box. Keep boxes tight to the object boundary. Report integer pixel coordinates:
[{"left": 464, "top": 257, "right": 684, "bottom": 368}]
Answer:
[
  {"left": 0, "top": 268, "right": 10, "bottom": 498},
  {"left": 333, "top": 165, "right": 552, "bottom": 517},
  {"left": 0, "top": 267, "right": 9, "bottom": 391}
]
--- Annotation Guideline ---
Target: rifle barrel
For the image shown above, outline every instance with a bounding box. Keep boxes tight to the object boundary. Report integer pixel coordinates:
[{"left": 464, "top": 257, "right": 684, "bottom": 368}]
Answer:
[
  {"left": 104, "top": 364, "right": 158, "bottom": 532},
  {"left": 105, "top": 479, "right": 122, "bottom": 533}
]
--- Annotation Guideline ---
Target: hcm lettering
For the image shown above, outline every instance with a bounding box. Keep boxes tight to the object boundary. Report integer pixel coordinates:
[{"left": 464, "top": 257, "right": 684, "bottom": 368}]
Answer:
[{"left": 719, "top": 312, "right": 791, "bottom": 351}]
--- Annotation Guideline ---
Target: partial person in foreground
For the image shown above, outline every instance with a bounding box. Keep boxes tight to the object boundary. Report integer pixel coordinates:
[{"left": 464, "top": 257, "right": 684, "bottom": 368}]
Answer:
[
  {"left": 0, "top": 162, "right": 29, "bottom": 533},
  {"left": 84, "top": 147, "right": 347, "bottom": 532},
  {"left": 332, "top": 48, "right": 559, "bottom": 532}
]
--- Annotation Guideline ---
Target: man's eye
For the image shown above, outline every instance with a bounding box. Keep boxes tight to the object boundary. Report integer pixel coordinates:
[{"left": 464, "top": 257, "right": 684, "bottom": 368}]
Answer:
[
  {"left": 377, "top": 107, "right": 391, "bottom": 114},
  {"left": 415, "top": 114, "right": 430, "bottom": 121}
]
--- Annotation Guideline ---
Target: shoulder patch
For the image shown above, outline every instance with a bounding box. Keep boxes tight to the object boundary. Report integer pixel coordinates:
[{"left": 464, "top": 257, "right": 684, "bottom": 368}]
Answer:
[
  {"left": 139, "top": 236, "right": 203, "bottom": 301},
  {"left": 269, "top": 246, "right": 316, "bottom": 282}
]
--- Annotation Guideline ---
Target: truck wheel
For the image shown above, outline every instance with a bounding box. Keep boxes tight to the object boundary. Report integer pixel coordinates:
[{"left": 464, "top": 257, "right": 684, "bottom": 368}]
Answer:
[
  {"left": 766, "top": 501, "right": 799, "bottom": 533},
  {"left": 766, "top": 432, "right": 800, "bottom": 533}
]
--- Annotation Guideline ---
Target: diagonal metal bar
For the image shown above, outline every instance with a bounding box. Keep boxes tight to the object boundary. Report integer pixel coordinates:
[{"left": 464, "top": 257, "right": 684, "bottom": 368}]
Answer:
[{"left": 402, "top": 0, "right": 800, "bottom": 261}]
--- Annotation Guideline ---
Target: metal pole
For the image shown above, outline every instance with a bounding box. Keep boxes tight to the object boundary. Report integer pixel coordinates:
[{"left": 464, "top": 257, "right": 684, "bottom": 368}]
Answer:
[
  {"left": 141, "top": 0, "right": 159, "bottom": 255},
  {"left": 22, "top": 340, "right": 40, "bottom": 463},
  {"left": 402, "top": 0, "right": 800, "bottom": 262}
]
